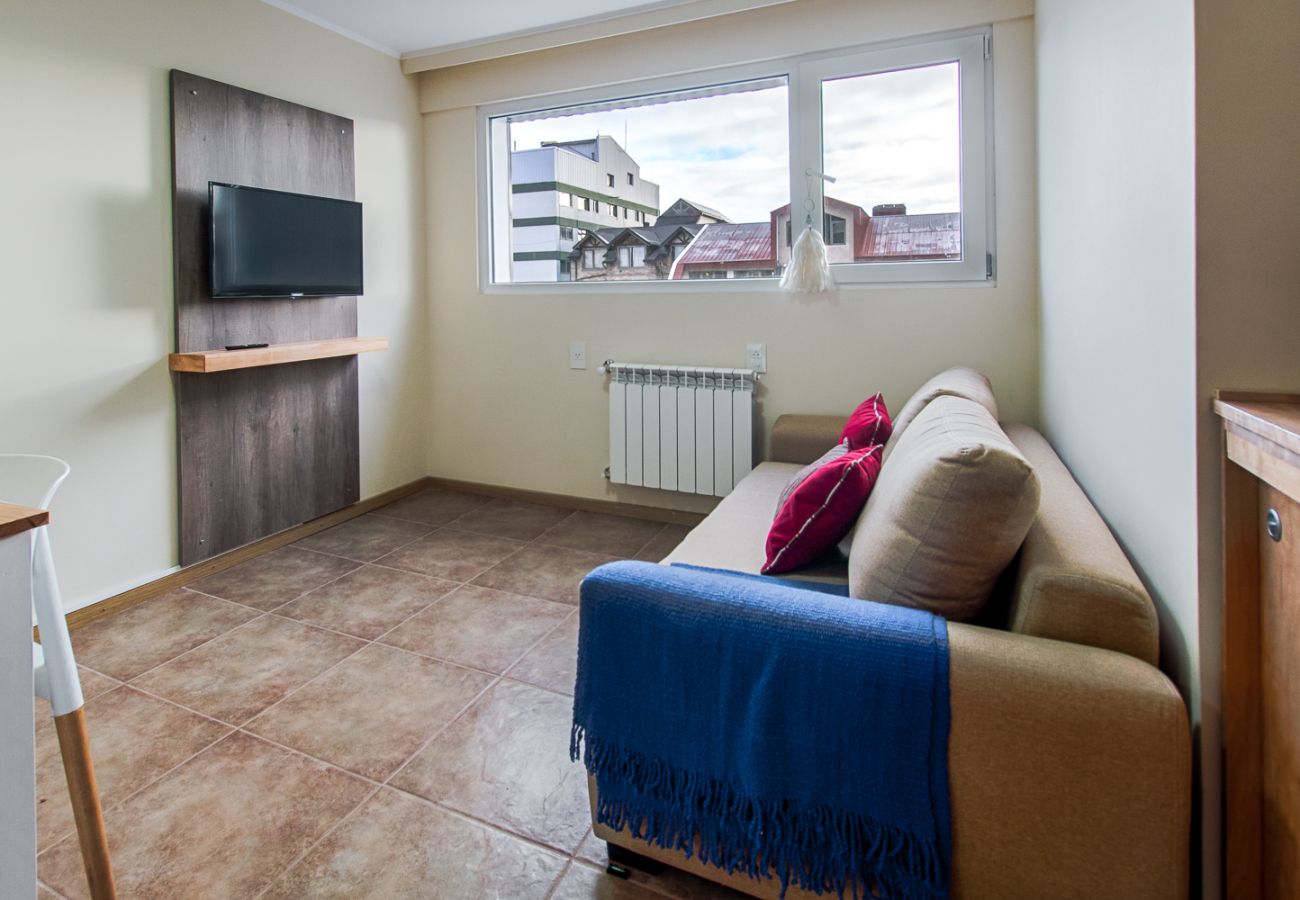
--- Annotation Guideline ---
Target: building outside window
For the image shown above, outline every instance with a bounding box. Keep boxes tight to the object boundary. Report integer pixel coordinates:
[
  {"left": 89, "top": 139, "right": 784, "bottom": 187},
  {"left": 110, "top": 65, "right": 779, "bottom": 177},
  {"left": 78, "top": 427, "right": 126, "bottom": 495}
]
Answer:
[
  {"left": 483, "top": 30, "right": 988, "bottom": 286},
  {"left": 824, "top": 214, "right": 847, "bottom": 245}
]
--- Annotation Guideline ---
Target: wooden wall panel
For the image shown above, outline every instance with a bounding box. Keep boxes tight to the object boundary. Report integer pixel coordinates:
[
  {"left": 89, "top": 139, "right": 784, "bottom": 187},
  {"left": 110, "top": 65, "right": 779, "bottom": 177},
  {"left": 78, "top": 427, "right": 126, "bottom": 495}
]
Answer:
[{"left": 170, "top": 70, "right": 359, "bottom": 564}]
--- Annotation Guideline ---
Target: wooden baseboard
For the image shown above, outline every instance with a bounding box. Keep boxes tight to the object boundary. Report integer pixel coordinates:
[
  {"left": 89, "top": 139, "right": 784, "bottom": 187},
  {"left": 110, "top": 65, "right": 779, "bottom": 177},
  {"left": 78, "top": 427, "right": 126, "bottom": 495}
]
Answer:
[
  {"left": 61, "top": 477, "right": 434, "bottom": 633},
  {"left": 425, "top": 476, "right": 711, "bottom": 528},
  {"left": 57, "top": 475, "right": 705, "bottom": 635}
]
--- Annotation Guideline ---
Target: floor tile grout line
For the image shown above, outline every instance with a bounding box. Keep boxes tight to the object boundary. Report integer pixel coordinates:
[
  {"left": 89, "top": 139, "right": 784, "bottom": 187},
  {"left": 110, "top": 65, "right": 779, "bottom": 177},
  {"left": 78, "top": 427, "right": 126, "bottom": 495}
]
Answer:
[
  {"left": 35, "top": 723, "right": 237, "bottom": 867},
  {"left": 120, "top": 562, "right": 382, "bottom": 689},
  {"left": 288, "top": 523, "right": 439, "bottom": 568},
  {"left": 236, "top": 575, "right": 508, "bottom": 734},
  {"left": 190, "top": 548, "right": 366, "bottom": 616},
  {"left": 230, "top": 635, "right": 378, "bottom": 732},
  {"left": 389, "top": 785, "right": 581, "bottom": 861},
  {"left": 36, "top": 880, "right": 71, "bottom": 900},
  {"left": 376, "top": 579, "right": 578, "bottom": 686},
  {"left": 378, "top": 672, "right": 503, "bottom": 792},
  {"left": 499, "top": 608, "right": 580, "bottom": 688},
  {"left": 111, "top": 611, "right": 273, "bottom": 686},
  {"left": 248, "top": 782, "right": 385, "bottom": 900},
  {"left": 544, "top": 857, "right": 575, "bottom": 899}
]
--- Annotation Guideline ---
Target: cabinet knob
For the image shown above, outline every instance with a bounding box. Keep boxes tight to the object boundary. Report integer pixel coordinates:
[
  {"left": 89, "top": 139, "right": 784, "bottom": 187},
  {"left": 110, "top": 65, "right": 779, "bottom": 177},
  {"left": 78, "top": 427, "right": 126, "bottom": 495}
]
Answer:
[{"left": 1267, "top": 508, "right": 1283, "bottom": 542}]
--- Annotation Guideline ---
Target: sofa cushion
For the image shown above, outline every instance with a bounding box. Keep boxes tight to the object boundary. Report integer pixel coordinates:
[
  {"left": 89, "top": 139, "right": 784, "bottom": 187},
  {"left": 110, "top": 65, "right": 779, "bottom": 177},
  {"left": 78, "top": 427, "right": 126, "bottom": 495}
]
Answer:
[
  {"left": 764, "top": 445, "right": 883, "bottom": 574},
  {"left": 848, "top": 396, "right": 1040, "bottom": 620},
  {"left": 661, "top": 462, "right": 849, "bottom": 584},
  {"left": 882, "top": 367, "right": 998, "bottom": 463},
  {"left": 839, "top": 392, "right": 893, "bottom": 450},
  {"left": 776, "top": 440, "right": 849, "bottom": 511}
]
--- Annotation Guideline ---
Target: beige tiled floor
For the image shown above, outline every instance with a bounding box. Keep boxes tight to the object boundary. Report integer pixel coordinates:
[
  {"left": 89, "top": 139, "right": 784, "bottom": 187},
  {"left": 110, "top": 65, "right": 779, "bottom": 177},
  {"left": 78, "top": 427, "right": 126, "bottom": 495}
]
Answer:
[{"left": 36, "top": 490, "right": 743, "bottom": 900}]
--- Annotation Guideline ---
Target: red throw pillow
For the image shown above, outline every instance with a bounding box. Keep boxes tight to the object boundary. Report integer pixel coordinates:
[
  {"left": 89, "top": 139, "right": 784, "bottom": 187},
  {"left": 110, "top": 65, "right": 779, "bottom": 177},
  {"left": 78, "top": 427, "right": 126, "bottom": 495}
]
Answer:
[
  {"left": 763, "top": 445, "right": 884, "bottom": 574},
  {"left": 840, "top": 392, "right": 893, "bottom": 450}
]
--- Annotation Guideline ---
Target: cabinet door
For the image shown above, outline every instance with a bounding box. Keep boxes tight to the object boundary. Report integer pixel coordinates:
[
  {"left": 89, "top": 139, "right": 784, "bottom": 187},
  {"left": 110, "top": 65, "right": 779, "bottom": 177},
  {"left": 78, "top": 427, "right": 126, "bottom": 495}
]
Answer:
[{"left": 1261, "top": 483, "right": 1300, "bottom": 898}]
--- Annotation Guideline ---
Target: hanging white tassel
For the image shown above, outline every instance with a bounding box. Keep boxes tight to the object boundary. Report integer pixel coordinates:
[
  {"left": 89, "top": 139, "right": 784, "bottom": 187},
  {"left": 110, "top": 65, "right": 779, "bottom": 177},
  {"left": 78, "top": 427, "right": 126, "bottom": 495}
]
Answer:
[{"left": 780, "top": 223, "right": 834, "bottom": 293}]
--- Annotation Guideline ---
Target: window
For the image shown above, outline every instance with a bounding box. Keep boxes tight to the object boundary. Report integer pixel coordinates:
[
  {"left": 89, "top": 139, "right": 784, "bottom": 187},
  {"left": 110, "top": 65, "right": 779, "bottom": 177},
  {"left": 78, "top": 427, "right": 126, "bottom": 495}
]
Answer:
[
  {"left": 583, "top": 249, "right": 600, "bottom": 269},
  {"left": 618, "top": 246, "right": 633, "bottom": 267},
  {"left": 823, "top": 214, "right": 846, "bottom": 245},
  {"left": 800, "top": 32, "right": 989, "bottom": 282},
  {"left": 560, "top": 226, "right": 574, "bottom": 240},
  {"left": 482, "top": 30, "right": 990, "bottom": 287},
  {"left": 486, "top": 73, "right": 788, "bottom": 284}
]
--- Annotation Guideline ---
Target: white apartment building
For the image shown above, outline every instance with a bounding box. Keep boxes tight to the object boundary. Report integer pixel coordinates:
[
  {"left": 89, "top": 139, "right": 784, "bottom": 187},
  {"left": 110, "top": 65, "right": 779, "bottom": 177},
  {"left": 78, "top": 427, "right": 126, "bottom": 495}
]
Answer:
[{"left": 510, "top": 135, "right": 661, "bottom": 282}]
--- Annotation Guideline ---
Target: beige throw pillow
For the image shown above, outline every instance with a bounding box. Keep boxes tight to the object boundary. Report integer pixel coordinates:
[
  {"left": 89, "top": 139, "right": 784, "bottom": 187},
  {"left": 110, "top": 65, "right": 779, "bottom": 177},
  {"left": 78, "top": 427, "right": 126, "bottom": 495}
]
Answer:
[
  {"left": 848, "top": 395, "right": 1039, "bottom": 621},
  {"left": 882, "top": 366, "right": 998, "bottom": 463}
]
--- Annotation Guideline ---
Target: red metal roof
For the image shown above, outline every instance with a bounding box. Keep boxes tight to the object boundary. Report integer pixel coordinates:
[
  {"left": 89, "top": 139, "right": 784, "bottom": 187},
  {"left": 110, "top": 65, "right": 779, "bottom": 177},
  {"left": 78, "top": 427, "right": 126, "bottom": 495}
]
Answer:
[
  {"left": 859, "top": 213, "right": 961, "bottom": 260},
  {"left": 673, "top": 223, "right": 773, "bottom": 266}
]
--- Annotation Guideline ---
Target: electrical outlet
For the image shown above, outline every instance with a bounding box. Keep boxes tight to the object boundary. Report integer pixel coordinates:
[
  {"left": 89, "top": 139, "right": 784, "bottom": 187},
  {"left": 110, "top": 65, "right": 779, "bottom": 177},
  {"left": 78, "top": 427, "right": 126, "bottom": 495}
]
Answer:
[
  {"left": 746, "top": 343, "right": 767, "bottom": 374},
  {"left": 569, "top": 341, "right": 587, "bottom": 369}
]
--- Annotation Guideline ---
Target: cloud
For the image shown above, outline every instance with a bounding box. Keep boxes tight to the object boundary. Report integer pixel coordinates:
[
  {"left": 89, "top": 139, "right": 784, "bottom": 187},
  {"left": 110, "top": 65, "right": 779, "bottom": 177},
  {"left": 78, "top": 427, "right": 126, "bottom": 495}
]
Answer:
[{"left": 507, "top": 63, "right": 961, "bottom": 224}]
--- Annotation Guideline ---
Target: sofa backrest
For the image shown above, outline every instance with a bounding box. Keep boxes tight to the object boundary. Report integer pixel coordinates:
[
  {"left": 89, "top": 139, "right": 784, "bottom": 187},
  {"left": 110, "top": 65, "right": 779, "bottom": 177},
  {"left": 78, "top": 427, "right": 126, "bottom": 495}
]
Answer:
[
  {"left": 847, "top": 396, "right": 1040, "bottom": 621},
  {"left": 882, "top": 366, "right": 999, "bottom": 463},
  {"left": 1000, "top": 424, "right": 1160, "bottom": 666}
]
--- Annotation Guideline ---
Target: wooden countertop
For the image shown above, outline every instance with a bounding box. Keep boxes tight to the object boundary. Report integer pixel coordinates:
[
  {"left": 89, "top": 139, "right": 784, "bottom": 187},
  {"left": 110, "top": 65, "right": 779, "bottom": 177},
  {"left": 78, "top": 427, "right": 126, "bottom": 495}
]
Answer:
[
  {"left": 1216, "top": 391, "right": 1300, "bottom": 503},
  {"left": 0, "top": 502, "right": 48, "bottom": 540}
]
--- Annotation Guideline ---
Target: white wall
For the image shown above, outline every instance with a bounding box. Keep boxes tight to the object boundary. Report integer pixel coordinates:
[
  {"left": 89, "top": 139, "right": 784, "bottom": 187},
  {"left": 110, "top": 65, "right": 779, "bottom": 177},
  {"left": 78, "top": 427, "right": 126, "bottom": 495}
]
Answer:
[
  {"left": 1035, "top": 0, "right": 1202, "bottom": 887},
  {"left": 0, "top": 0, "right": 428, "bottom": 612},
  {"left": 422, "top": 0, "right": 1038, "bottom": 514}
]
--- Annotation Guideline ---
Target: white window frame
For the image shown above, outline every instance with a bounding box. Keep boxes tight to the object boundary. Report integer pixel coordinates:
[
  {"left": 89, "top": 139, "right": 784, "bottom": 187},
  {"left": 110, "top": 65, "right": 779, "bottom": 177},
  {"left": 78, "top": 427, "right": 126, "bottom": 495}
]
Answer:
[
  {"left": 794, "top": 31, "right": 992, "bottom": 284},
  {"left": 477, "top": 26, "right": 994, "bottom": 293}
]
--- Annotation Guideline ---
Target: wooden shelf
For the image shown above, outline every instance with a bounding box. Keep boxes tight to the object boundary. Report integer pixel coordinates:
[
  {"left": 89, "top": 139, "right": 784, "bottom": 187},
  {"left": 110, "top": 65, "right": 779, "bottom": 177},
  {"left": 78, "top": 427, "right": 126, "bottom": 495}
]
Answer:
[
  {"left": 0, "top": 502, "right": 48, "bottom": 540},
  {"left": 169, "top": 337, "right": 388, "bottom": 373}
]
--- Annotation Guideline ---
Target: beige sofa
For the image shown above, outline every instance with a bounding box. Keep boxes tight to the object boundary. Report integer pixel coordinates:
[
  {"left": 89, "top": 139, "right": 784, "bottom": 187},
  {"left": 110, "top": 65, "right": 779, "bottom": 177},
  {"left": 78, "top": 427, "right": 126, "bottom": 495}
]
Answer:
[{"left": 590, "top": 371, "right": 1191, "bottom": 899}]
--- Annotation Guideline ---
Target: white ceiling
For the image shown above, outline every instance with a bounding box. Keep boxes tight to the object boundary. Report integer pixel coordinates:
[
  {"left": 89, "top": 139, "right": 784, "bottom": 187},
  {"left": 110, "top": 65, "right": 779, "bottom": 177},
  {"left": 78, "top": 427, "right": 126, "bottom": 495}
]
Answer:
[{"left": 260, "top": 0, "right": 739, "bottom": 59}]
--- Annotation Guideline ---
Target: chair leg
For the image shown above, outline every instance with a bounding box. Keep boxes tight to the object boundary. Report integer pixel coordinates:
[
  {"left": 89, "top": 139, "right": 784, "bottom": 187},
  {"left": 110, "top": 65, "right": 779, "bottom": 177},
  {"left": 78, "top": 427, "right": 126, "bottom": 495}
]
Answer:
[{"left": 53, "top": 708, "right": 116, "bottom": 900}]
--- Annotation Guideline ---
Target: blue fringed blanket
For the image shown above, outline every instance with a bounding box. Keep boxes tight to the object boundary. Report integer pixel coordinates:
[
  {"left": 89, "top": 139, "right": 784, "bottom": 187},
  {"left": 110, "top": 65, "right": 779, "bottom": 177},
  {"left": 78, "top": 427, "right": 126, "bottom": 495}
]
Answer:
[{"left": 570, "top": 561, "right": 951, "bottom": 899}]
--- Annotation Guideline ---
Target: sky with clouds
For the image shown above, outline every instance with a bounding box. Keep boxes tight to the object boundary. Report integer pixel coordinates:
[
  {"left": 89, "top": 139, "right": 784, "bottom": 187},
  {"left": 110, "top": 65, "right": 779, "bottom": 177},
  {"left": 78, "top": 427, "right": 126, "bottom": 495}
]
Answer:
[{"left": 508, "top": 63, "right": 960, "bottom": 224}]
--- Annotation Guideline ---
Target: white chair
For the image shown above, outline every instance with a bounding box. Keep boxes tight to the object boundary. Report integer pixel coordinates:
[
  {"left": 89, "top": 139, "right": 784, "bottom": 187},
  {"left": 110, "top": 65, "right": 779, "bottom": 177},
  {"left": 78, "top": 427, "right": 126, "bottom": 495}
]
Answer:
[{"left": 0, "top": 455, "right": 116, "bottom": 900}]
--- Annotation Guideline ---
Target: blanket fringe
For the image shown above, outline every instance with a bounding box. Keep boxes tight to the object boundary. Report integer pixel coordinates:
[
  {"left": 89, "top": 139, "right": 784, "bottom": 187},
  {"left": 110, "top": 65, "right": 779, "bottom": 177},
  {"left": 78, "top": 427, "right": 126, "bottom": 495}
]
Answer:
[{"left": 571, "top": 723, "right": 945, "bottom": 900}]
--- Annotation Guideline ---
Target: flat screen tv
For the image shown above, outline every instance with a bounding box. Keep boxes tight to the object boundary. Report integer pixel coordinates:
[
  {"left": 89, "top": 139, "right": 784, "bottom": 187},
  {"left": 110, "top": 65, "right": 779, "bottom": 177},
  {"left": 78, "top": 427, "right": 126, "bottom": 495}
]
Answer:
[{"left": 209, "top": 182, "right": 363, "bottom": 298}]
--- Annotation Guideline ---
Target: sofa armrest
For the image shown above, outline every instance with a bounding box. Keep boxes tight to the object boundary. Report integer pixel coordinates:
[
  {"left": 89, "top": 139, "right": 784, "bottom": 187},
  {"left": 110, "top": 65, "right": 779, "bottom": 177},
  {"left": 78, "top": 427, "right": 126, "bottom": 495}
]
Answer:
[
  {"left": 945, "top": 623, "right": 1190, "bottom": 899},
  {"left": 591, "top": 605, "right": 1190, "bottom": 899},
  {"left": 769, "top": 415, "right": 844, "bottom": 464}
]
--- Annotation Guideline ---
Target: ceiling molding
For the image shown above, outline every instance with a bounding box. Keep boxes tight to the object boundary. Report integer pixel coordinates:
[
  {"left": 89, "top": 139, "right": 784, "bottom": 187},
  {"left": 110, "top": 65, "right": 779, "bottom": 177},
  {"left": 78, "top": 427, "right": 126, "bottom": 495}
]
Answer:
[
  {"left": 399, "top": 0, "right": 796, "bottom": 74},
  {"left": 259, "top": 0, "right": 401, "bottom": 57}
]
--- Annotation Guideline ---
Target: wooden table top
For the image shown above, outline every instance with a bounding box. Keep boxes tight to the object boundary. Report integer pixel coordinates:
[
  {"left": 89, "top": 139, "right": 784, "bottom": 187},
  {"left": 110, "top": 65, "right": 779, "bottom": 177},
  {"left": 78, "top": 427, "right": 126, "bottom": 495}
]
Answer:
[
  {"left": 1216, "top": 393, "right": 1300, "bottom": 456},
  {"left": 0, "top": 502, "right": 48, "bottom": 540}
]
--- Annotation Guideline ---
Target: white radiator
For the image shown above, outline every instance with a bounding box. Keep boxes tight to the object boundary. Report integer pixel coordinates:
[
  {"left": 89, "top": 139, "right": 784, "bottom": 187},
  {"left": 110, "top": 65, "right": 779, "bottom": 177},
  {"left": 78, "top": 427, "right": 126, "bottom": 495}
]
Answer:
[{"left": 606, "top": 363, "right": 755, "bottom": 497}]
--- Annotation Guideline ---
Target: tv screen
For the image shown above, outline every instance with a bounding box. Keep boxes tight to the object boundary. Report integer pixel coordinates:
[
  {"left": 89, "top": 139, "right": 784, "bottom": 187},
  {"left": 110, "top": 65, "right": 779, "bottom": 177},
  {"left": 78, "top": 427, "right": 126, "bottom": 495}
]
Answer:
[{"left": 209, "top": 182, "right": 363, "bottom": 298}]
